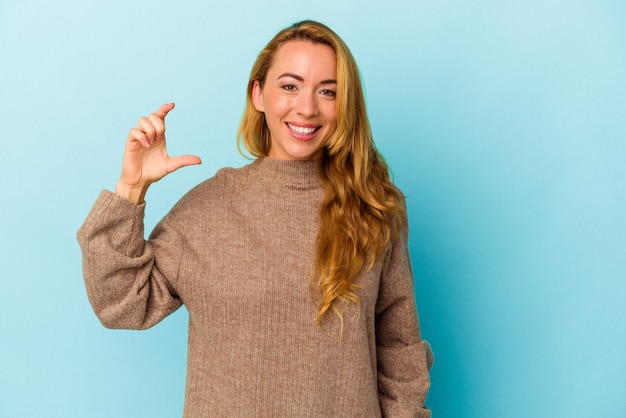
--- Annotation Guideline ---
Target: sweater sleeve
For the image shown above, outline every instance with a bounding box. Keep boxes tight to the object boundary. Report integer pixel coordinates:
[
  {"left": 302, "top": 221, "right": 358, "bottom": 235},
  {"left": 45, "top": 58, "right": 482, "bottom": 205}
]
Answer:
[
  {"left": 375, "top": 211, "right": 433, "bottom": 417},
  {"left": 76, "top": 190, "right": 183, "bottom": 330}
]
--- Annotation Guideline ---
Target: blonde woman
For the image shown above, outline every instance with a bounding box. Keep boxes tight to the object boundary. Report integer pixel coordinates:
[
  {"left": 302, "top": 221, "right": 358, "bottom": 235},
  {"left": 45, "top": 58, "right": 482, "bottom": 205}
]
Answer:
[{"left": 78, "top": 20, "right": 432, "bottom": 417}]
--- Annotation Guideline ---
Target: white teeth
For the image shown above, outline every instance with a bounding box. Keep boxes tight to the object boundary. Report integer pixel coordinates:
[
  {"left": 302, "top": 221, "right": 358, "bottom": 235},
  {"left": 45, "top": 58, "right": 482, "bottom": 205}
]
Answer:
[{"left": 288, "top": 124, "right": 317, "bottom": 135}]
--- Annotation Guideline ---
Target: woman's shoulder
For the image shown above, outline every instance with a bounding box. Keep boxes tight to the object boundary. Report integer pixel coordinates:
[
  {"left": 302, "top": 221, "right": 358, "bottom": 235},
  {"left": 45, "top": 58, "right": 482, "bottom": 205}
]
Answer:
[
  {"left": 168, "top": 162, "right": 255, "bottom": 213},
  {"left": 197, "top": 161, "right": 257, "bottom": 193}
]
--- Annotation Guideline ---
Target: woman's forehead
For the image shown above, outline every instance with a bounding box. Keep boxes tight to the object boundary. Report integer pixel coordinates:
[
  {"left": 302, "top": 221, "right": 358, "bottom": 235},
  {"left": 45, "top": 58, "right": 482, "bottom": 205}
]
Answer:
[{"left": 268, "top": 40, "right": 337, "bottom": 77}]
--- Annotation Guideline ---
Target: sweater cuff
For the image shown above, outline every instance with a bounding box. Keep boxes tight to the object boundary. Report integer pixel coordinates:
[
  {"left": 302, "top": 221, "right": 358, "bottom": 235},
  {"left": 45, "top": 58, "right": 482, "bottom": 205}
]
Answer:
[{"left": 77, "top": 190, "right": 147, "bottom": 256}]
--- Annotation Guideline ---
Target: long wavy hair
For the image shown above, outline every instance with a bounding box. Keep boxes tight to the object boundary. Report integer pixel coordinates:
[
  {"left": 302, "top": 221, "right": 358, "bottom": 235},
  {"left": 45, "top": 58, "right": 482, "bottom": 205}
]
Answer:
[{"left": 237, "top": 20, "right": 405, "bottom": 328}]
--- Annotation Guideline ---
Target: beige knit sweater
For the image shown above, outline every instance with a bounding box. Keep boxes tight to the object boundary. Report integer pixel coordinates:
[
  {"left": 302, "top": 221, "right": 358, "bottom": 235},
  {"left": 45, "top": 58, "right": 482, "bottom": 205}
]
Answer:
[{"left": 77, "top": 157, "right": 432, "bottom": 417}]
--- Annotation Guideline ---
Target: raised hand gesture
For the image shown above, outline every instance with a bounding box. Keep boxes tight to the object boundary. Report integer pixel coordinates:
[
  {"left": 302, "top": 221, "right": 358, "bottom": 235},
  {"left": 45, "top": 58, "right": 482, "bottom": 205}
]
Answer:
[{"left": 115, "top": 103, "right": 201, "bottom": 204}]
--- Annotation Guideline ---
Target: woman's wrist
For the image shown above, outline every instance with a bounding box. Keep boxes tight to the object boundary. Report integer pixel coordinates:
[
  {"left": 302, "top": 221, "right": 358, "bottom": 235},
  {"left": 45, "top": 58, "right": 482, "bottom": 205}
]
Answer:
[{"left": 115, "top": 180, "right": 149, "bottom": 205}]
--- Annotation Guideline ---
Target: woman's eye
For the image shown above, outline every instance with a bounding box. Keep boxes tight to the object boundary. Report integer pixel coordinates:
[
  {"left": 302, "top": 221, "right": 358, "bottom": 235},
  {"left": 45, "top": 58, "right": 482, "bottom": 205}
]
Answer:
[
  {"left": 320, "top": 89, "right": 336, "bottom": 98},
  {"left": 282, "top": 84, "right": 297, "bottom": 92}
]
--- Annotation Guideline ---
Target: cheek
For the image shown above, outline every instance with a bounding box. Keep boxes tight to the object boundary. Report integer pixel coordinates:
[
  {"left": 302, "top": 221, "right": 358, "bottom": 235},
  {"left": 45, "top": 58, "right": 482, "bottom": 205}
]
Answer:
[
  {"left": 264, "top": 93, "right": 291, "bottom": 116},
  {"left": 322, "top": 103, "right": 337, "bottom": 123}
]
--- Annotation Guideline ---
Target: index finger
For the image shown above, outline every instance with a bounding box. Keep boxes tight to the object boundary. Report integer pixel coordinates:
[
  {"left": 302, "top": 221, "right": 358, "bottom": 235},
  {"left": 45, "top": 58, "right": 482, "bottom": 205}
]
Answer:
[{"left": 154, "top": 102, "right": 175, "bottom": 119}]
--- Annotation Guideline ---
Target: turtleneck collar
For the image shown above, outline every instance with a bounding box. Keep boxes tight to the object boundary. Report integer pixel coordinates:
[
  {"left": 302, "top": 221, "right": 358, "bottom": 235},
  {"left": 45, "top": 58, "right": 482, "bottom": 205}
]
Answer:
[{"left": 251, "top": 157, "right": 321, "bottom": 189}]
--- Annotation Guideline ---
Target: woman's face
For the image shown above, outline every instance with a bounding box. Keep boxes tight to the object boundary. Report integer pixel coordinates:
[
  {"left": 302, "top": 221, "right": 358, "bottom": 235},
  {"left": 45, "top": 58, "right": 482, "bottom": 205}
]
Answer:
[{"left": 252, "top": 40, "right": 337, "bottom": 161}]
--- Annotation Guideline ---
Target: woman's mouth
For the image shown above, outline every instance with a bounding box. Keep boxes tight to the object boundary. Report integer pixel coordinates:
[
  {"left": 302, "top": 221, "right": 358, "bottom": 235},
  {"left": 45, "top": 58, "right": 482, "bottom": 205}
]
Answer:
[{"left": 287, "top": 123, "right": 320, "bottom": 139}]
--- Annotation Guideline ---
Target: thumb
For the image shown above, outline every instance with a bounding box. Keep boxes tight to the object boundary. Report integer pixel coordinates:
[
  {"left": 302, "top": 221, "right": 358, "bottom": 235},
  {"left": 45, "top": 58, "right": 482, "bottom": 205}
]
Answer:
[{"left": 167, "top": 154, "right": 202, "bottom": 174}]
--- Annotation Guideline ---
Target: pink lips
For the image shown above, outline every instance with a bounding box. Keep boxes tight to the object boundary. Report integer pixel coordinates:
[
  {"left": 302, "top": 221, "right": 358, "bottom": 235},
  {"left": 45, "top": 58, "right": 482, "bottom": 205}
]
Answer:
[{"left": 286, "top": 122, "right": 321, "bottom": 141}]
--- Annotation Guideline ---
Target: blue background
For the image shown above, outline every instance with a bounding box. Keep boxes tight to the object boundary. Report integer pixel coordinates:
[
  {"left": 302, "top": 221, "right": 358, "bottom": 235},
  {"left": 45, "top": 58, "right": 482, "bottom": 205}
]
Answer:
[{"left": 1, "top": 1, "right": 625, "bottom": 417}]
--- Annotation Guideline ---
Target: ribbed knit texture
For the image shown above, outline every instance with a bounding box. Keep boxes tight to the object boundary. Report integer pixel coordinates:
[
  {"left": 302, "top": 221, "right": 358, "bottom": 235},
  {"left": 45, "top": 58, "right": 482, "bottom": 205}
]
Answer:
[{"left": 77, "top": 157, "right": 432, "bottom": 417}]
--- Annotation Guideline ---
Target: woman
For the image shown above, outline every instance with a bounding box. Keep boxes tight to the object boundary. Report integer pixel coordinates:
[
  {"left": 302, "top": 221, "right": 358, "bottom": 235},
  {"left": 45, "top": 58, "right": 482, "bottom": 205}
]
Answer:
[{"left": 78, "top": 20, "right": 432, "bottom": 417}]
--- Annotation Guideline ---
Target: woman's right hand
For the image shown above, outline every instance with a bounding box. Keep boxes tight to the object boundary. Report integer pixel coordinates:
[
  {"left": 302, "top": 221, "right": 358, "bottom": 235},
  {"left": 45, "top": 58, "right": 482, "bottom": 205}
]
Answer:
[{"left": 115, "top": 103, "right": 202, "bottom": 204}]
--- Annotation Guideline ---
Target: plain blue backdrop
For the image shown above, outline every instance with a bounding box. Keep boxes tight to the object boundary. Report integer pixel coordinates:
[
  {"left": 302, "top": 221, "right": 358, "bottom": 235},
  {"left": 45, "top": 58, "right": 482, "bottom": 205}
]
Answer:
[{"left": 1, "top": 1, "right": 625, "bottom": 417}]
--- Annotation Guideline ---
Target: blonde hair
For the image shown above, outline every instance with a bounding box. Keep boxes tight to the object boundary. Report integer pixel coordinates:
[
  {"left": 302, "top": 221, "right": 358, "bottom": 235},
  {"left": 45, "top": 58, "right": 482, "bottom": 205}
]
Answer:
[{"left": 237, "top": 20, "right": 405, "bottom": 328}]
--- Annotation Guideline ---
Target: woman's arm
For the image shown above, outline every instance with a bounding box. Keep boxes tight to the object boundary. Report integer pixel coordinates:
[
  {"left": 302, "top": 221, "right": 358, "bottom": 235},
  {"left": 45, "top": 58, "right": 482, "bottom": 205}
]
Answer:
[
  {"left": 77, "top": 191, "right": 185, "bottom": 329},
  {"left": 376, "top": 213, "right": 433, "bottom": 417},
  {"left": 76, "top": 103, "right": 201, "bottom": 328}
]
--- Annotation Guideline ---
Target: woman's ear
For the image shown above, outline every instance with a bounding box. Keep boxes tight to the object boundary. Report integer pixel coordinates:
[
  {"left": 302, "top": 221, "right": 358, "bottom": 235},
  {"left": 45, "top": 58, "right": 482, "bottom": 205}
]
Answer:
[{"left": 252, "top": 80, "right": 265, "bottom": 112}]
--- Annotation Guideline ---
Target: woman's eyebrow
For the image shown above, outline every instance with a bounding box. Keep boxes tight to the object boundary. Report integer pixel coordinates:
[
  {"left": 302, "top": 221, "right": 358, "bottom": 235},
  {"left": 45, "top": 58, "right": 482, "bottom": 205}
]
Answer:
[
  {"left": 278, "top": 72, "right": 303, "bottom": 81},
  {"left": 277, "top": 72, "right": 337, "bottom": 85}
]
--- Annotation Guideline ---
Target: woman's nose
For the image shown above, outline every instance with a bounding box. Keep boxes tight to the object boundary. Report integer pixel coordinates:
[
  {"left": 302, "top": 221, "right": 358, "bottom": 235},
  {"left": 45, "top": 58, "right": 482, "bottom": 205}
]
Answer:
[{"left": 294, "top": 91, "right": 318, "bottom": 117}]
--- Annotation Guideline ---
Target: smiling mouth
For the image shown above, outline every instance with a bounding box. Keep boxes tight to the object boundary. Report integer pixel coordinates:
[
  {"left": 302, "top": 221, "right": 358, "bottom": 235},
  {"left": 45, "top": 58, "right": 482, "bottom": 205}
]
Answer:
[{"left": 287, "top": 123, "right": 320, "bottom": 135}]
